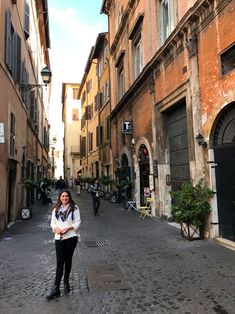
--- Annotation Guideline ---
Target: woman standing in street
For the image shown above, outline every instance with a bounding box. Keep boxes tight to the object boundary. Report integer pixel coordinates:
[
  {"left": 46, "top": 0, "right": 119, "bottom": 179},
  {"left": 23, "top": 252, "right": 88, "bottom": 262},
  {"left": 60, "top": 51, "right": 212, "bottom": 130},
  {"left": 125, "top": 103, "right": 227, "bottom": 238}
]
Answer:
[{"left": 46, "top": 190, "right": 81, "bottom": 300}]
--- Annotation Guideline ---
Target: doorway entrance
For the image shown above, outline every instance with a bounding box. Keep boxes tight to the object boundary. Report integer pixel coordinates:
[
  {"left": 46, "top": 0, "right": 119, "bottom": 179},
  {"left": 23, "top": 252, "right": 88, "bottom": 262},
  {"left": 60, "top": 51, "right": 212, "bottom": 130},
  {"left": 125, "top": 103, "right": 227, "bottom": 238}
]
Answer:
[
  {"left": 138, "top": 144, "right": 150, "bottom": 205},
  {"left": 164, "top": 99, "right": 190, "bottom": 191},
  {"left": 213, "top": 104, "right": 235, "bottom": 241}
]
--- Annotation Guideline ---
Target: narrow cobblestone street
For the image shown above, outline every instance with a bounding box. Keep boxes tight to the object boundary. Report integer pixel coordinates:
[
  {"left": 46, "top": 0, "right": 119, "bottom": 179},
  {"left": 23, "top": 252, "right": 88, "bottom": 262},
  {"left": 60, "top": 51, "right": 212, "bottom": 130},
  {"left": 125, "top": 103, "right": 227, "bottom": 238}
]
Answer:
[{"left": 1, "top": 189, "right": 235, "bottom": 314}]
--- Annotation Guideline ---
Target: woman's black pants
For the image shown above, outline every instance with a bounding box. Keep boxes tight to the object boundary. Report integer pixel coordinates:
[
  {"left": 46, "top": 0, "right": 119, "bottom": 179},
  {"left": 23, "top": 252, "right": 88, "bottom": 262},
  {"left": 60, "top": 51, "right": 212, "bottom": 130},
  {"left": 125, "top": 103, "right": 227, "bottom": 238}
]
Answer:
[
  {"left": 92, "top": 195, "right": 100, "bottom": 215},
  {"left": 54, "top": 236, "right": 78, "bottom": 286}
]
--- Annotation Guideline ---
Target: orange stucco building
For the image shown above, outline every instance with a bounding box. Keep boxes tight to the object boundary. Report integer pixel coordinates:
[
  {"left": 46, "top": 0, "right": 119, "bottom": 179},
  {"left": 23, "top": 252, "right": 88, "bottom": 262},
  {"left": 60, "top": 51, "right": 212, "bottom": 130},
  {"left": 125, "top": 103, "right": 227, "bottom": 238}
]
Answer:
[
  {"left": 102, "top": 0, "right": 235, "bottom": 242},
  {"left": 0, "top": 0, "right": 51, "bottom": 232}
]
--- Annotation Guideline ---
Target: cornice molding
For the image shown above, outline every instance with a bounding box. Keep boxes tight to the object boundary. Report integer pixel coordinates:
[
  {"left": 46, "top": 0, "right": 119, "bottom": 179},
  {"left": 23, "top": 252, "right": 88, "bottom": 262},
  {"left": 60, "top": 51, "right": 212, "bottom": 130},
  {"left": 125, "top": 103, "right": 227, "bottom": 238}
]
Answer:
[{"left": 110, "top": 0, "right": 232, "bottom": 119}]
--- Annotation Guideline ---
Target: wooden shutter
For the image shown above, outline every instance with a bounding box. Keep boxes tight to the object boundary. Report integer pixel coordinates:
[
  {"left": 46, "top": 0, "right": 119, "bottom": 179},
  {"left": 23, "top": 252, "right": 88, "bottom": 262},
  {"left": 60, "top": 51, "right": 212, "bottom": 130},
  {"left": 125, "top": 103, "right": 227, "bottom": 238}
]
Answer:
[
  {"left": 5, "top": 10, "right": 12, "bottom": 70},
  {"left": 12, "top": 32, "right": 17, "bottom": 81},
  {"left": 30, "top": 90, "right": 36, "bottom": 122},
  {"left": 16, "top": 34, "right": 21, "bottom": 83}
]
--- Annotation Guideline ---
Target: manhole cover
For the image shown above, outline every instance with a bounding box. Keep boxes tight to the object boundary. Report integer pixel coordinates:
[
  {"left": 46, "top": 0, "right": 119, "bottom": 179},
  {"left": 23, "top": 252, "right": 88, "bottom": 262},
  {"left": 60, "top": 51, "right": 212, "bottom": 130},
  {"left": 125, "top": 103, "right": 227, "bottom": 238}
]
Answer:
[
  {"left": 87, "top": 264, "right": 130, "bottom": 291},
  {"left": 85, "top": 240, "right": 110, "bottom": 247}
]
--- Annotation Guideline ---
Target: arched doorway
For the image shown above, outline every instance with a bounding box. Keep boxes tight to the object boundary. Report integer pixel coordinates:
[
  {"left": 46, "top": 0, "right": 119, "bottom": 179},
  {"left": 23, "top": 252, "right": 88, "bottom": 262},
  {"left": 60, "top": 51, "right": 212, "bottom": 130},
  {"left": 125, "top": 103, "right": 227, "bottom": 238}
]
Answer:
[
  {"left": 116, "top": 153, "right": 131, "bottom": 201},
  {"left": 138, "top": 144, "right": 150, "bottom": 205},
  {"left": 213, "top": 103, "right": 235, "bottom": 241}
]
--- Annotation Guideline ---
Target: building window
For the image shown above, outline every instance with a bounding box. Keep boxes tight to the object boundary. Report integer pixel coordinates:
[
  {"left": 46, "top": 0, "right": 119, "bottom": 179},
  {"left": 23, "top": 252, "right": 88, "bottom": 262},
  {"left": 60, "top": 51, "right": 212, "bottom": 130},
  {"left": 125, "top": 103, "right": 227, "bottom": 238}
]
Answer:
[
  {"left": 100, "top": 88, "right": 104, "bottom": 108},
  {"left": 81, "top": 91, "right": 86, "bottom": 105},
  {"left": 96, "top": 125, "right": 103, "bottom": 147},
  {"left": 129, "top": 14, "right": 144, "bottom": 80},
  {"left": 116, "top": 5, "right": 123, "bottom": 31},
  {"left": 72, "top": 108, "right": 79, "bottom": 121},
  {"left": 115, "top": 51, "right": 125, "bottom": 100},
  {"left": 160, "top": 0, "right": 175, "bottom": 44},
  {"left": 86, "top": 79, "right": 92, "bottom": 93},
  {"left": 88, "top": 132, "right": 93, "bottom": 152},
  {"left": 220, "top": 44, "right": 235, "bottom": 76},
  {"left": 106, "top": 117, "right": 110, "bottom": 140},
  {"left": 118, "top": 63, "right": 125, "bottom": 99},
  {"left": 73, "top": 88, "right": 79, "bottom": 99},
  {"left": 24, "top": 0, "right": 30, "bottom": 39},
  {"left": 104, "top": 80, "right": 109, "bottom": 102},
  {"left": 10, "top": 112, "right": 16, "bottom": 157},
  {"left": 5, "top": 10, "right": 21, "bottom": 82},
  {"left": 133, "top": 34, "right": 143, "bottom": 79}
]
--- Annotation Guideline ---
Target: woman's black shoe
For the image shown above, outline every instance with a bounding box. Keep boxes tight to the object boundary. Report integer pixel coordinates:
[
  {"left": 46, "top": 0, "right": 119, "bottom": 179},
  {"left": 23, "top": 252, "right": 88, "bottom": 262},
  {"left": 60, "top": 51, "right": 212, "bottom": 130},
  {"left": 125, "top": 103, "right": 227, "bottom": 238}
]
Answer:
[
  {"left": 64, "top": 281, "right": 70, "bottom": 294},
  {"left": 46, "top": 285, "right": 61, "bottom": 300}
]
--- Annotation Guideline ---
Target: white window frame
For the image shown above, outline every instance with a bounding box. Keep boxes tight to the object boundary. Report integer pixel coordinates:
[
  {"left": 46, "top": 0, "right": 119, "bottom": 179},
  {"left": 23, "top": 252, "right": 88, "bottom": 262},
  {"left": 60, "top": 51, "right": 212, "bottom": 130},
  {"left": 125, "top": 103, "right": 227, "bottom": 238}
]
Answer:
[
  {"left": 133, "top": 34, "right": 143, "bottom": 79},
  {"left": 160, "top": 0, "right": 175, "bottom": 43},
  {"left": 118, "top": 63, "right": 125, "bottom": 100}
]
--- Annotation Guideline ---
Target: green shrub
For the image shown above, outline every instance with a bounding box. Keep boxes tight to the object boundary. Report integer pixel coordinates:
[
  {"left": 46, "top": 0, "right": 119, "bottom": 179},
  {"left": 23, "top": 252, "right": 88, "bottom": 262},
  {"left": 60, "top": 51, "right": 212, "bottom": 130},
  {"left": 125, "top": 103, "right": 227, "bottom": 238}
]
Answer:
[{"left": 170, "top": 179, "right": 214, "bottom": 226}]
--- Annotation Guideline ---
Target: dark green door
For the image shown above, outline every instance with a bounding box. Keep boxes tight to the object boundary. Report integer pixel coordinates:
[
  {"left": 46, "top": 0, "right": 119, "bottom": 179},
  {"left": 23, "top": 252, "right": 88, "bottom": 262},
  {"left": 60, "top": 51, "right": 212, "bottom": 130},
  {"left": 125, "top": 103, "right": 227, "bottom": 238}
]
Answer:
[
  {"left": 165, "top": 100, "right": 190, "bottom": 191},
  {"left": 215, "top": 145, "right": 235, "bottom": 241}
]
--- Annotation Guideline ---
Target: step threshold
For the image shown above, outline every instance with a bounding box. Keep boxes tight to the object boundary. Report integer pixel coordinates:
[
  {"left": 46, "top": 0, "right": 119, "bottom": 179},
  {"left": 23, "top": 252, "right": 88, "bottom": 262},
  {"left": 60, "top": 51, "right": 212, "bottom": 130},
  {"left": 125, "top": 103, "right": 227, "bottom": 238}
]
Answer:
[{"left": 214, "top": 237, "right": 235, "bottom": 251}]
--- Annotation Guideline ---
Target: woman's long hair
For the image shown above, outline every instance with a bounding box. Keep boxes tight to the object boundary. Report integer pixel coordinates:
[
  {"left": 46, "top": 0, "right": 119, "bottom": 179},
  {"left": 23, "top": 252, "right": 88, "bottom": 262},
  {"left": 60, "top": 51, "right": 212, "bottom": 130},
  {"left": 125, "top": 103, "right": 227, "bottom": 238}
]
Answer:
[{"left": 54, "top": 190, "right": 76, "bottom": 219}]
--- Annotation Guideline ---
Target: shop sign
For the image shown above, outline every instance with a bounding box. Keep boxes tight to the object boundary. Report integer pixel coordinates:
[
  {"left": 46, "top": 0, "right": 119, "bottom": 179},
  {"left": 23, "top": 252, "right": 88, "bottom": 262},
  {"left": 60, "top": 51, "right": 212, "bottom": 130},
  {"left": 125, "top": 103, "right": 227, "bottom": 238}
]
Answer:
[{"left": 122, "top": 121, "right": 132, "bottom": 134}]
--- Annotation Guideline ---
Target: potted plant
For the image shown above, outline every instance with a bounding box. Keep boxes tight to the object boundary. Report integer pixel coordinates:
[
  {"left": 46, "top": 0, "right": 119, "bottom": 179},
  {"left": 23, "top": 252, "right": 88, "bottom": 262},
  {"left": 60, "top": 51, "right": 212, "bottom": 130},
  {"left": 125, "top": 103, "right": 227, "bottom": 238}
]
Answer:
[{"left": 170, "top": 179, "right": 214, "bottom": 240}]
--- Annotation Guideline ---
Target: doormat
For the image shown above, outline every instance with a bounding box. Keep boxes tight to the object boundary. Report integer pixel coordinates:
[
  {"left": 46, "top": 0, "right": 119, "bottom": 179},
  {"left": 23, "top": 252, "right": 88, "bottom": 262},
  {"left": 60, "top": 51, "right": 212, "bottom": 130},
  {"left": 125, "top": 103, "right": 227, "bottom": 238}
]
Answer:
[{"left": 87, "top": 264, "right": 130, "bottom": 291}]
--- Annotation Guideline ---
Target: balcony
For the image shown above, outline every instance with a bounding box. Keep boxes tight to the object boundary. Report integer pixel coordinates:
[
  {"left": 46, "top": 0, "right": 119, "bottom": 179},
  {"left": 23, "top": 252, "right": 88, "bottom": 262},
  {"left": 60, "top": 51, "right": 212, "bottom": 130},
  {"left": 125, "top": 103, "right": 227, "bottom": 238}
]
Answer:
[{"left": 70, "top": 146, "right": 80, "bottom": 156}]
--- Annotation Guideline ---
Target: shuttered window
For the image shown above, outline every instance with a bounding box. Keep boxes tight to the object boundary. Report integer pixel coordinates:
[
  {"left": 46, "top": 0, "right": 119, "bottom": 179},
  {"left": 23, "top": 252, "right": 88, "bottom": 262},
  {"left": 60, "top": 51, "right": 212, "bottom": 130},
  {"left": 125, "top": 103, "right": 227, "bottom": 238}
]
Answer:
[
  {"left": 221, "top": 44, "right": 235, "bottom": 76},
  {"left": 5, "top": 10, "right": 12, "bottom": 70},
  {"left": 5, "top": 10, "right": 21, "bottom": 82}
]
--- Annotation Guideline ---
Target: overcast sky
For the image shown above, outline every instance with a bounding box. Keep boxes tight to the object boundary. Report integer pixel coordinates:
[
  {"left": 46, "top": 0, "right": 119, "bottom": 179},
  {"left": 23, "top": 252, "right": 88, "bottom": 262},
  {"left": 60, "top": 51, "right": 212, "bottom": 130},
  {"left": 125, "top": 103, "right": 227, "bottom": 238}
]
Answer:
[{"left": 47, "top": 0, "right": 107, "bottom": 142}]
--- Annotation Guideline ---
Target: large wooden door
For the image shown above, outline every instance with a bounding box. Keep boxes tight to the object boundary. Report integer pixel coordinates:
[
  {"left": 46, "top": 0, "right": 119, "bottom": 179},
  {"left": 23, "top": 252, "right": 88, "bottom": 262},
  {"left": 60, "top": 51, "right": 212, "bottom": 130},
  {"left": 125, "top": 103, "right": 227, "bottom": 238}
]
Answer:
[
  {"left": 213, "top": 104, "right": 235, "bottom": 241},
  {"left": 165, "top": 100, "right": 190, "bottom": 191},
  {"left": 215, "top": 145, "right": 235, "bottom": 241}
]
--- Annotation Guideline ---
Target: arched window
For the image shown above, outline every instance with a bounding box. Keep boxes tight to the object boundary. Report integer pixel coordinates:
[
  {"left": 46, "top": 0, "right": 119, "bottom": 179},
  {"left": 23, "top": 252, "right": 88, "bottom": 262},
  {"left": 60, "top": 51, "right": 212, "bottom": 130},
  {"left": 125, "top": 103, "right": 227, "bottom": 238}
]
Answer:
[{"left": 213, "top": 103, "right": 235, "bottom": 147}]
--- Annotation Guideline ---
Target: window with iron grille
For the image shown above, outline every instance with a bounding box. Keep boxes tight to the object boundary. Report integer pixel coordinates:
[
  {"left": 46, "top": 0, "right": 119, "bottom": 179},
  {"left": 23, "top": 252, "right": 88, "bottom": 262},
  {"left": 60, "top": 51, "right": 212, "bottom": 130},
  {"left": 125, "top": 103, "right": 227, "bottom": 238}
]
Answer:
[
  {"left": 10, "top": 112, "right": 16, "bottom": 157},
  {"left": 221, "top": 44, "right": 235, "bottom": 76}
]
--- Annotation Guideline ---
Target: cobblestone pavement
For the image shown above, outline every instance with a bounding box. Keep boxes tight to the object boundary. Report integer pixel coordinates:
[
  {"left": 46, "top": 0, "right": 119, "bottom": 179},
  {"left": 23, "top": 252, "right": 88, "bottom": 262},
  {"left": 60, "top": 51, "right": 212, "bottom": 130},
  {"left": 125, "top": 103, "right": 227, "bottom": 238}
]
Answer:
[{"left": 1, "top": 189, "right": 235, "bottom": 314}]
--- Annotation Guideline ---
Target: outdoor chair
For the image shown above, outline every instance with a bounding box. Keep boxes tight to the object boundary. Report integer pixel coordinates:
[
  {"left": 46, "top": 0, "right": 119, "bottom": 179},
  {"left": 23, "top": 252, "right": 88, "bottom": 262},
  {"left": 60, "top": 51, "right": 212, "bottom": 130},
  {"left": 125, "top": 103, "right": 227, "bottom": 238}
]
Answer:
[
  {"left": 138, "top": 197, "right": 152, "bottom": 219},
  {"left": 126, "top": 200, "right": 137, "bottom": 211}
]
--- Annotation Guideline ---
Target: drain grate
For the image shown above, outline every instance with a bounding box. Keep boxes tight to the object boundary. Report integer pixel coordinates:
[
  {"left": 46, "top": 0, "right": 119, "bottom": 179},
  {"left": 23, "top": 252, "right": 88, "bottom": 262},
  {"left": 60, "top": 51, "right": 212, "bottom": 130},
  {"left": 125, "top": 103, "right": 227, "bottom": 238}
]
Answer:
[{"left": 85, "top": 240, "right": 110, "bottom": 248}]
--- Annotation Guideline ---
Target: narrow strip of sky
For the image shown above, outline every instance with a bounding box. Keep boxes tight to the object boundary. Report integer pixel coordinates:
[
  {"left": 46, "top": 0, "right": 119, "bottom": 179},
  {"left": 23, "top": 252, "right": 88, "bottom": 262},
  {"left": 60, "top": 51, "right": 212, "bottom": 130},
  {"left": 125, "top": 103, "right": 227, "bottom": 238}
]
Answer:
[{"left": 47, "top": 0, "right": 107, "bottom": 136}]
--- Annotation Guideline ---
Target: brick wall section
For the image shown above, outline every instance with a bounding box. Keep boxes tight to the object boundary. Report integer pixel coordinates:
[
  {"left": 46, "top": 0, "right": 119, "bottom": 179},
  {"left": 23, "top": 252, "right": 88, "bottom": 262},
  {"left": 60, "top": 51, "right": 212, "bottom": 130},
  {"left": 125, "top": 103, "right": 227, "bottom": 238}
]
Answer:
[{"left": 198, "top": 0, "right": 235, "bottom": 135}]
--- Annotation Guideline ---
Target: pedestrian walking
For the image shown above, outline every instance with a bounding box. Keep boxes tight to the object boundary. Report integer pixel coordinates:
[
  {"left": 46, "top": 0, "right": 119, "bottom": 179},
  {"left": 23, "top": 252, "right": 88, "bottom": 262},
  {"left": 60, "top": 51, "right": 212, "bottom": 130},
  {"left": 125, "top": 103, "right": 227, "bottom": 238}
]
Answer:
[
  {"left": 74, "top": 176, "right": 81, "bottom": 195},
  {"left": 46, "top": 190, "right": 81, "bottom": 300},
  {"left": 90, "top": 178, "right": 101, "bottom": 216},
  {"left": 56, "top": 176, "right": 66, "bottom": 191}
]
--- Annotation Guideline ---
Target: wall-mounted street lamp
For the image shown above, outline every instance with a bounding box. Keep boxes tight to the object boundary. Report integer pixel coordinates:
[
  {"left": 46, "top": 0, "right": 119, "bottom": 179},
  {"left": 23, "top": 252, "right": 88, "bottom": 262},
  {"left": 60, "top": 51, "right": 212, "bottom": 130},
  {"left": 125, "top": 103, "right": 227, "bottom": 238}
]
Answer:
[
  {"left": 195, "top": 133, "right": 207, "bottom": 148},
  {"left": 19, "top": 67, "right": 52, "bottom": 91}
]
